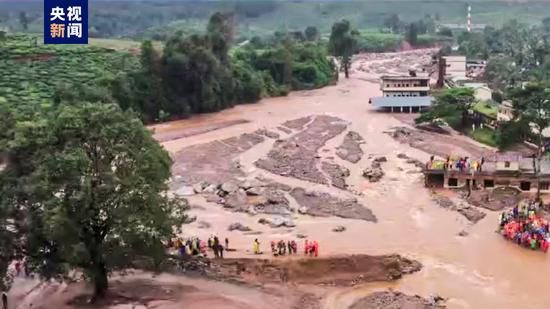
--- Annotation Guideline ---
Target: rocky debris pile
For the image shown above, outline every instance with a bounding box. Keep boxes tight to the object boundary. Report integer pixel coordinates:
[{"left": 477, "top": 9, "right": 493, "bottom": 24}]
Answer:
[
  {"left": 397, "top": 153, "right": 425, "bottom": 169},
  {"left": 197, "top": 221, "right": 211, "bottom": 229},
  {"left": 228, "top": 223, "right": 252, "bottom": 232},
  {"left": 350, "top": 290, "right": 445, "bottom": 309},
  {"left": 255, "top": 115, "right": 347, "bottom": 184},
  {"left": 336, "top": 131, "right": 365, "bottom": 163},
  {"left": 205, "top": 179, "right": 292, "bottom": 215},
  {"left": 277, "top": 126, "right": 292, "bottom": 134},
  {"left": 291, "top": 188, "right": 377, "bottom": 222},
  {"left": 254, "top": 128, "right": 280, "bottom": 139},
  {"left": 321, "top": 162, "right": 350, "bottom": 189},
  {"left": 466, "top": 186, "right": 522, "bottom": 211},
  {"left": 172, "top": 133, "right": 264, "bottom": 186},
  {"left": 281, "top": 116, "right": 312, "bottom": 130},
  {"left": 362, "top": 160, "right": 385, "bottom": 182},
  {"left": 258, "top": 217, "right": 296, "bottom": 228},
  {"left": 433, "top": 195, "right": 486, "bottom": 223},
  {"left": 215, "top": 254, "right": 420, "bottom": 286},
  {"left": 332, "top": 226, "right": 346, "bottom": 232}
]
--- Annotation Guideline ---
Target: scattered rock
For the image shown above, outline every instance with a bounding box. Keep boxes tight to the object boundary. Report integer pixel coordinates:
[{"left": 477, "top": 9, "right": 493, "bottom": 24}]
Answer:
[
  {"left": 197, "top": 221, "right": 211, "bottom": 229},
  {"left": 244, "top": 231, "right": 263, "bottom": 235},
  {"left": 458, "top": 230, "right": 468, "bottom": 237},
  {"left": 373, "top": 156, "right": 387, "bottom": 162},
  {"left": 221, "top": 182, "right": 239, "bottom": 194},
  {"left": 298, "top": 206, "right": 308, "bottom": 214},
  {"left": 332, "top": 226, "right": 346, "bottom": 232},
  {"left": 255, "top": 115, "right": 347, "bottom": 185},
  {"left": 246, "top": 187, "right": 263, "bottom": 196},
  {"left": 350, "top": 290, "right": 445, "bottom": 309},
  {"left": 282, "top": 116, "right": 312, "bottom": 130},
  {"left": 362, "top": 166, "right": 384, "bottom": 182},
  {"left": 258, "top": 217, "right": 296, "bottom": 228},
  {"left": 203, "top": 184, "right": 217, "bottom": 194},
  {"left": 223, "top": 190, "right": 248, "bottom": 210},
  {"left": 192, "top": 183, "right": 204, "bottom": 194},
  {"left": 336, "top": 131, "right": 365, "bottom": 163},
  {"left": 174, "top": 186, "right": 195, "bottom": 197},
  {"left": 254, "top": 128, "right": 280, "bottom": 139},
  {"left": 296, "top": 234, "right": 307, "bottom": 239},
  {"left": 228, "top": 223, "right": 252, "bottom": 232},
  {"left": 291, "top": 188, "right": 377, "bottom": 222},
  {"left": 321, "top": 162, "right": 350, "bottom": 189},
  {"left": 397, "top": 153, "right": 408, "bottom": 159},
  {"left": 277, "top": 126, "right": 292, "bottom": 134},
  {"left": 457, "top": 207, "right": 486, "bottom": 223},
  {"left": 433, "top": 195, "right": 486, "bottom": 223},
  {"left": 240, "top": 178, "right": 264, "bottom": 190}
]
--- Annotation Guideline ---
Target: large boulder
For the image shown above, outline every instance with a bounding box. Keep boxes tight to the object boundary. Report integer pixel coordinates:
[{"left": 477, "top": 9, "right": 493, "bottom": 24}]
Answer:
[
  {"left": 362, "top": 167, "right": 384, "bottom": 182},
  {"left": 332, "top": 225, "right": 346, "bottom": 232},
  {"left": 174, "top": 186, "right": 195, "bottom": 197},
  {"left": 228, "top": 223, "right": 252, "bottom": 232},
  {"left": 223, "top": 189, "right": 248, "bottom": 209},
  {"left": 258, "top": 217, "right": 296, "bottom": 228},
  {"left": 221, "top": 182, "right": 239, "bottom": 194},
  {"left": 246, "top": 186, "right": 263, "bottom": 196}
]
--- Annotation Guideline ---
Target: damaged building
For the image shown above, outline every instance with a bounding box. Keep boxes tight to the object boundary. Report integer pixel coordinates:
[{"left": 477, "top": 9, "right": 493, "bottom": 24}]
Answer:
[{"left": 424, "top": 153, "right": 550, "bottom": 192}]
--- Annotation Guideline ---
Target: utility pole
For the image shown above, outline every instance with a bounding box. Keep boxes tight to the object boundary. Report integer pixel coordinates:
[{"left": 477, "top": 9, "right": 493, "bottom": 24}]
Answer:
[{"left": 467, "top": 5, "right": 472, "bottom": 32}]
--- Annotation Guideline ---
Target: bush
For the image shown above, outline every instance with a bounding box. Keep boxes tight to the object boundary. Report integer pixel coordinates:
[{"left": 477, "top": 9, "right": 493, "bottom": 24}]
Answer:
[{"left": 232, "top": 61, "right": 264, "bottom": 103}]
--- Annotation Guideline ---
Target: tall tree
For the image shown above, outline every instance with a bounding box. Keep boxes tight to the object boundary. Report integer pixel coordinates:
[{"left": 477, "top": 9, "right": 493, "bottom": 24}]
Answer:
[
  {"left": 509, "top": 83, "right": 550, "bottom": 198},
  {"left": 415, "top": 87, "right": 475, "bottom": 126},
  {"left": 328, "top": 19, "right": 358, "bottom": 78},
  {"left": 207, "top": 12, "right": 234, "bottom": 64},
  {"left": 304, "top": 26, "right": 319, "bottom": 41},
  {"left": 383, "top": 14, "right": 401, "bottom": 34},
  {"left": 0, "top": 103, "right": 188, "bottom": 300},
  {"left": 405, "top": 22, "right": 418, "bottom": 45}
]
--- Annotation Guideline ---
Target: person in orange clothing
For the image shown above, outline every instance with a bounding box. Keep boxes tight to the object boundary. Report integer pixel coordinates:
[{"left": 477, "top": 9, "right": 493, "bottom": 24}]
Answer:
[
  {"left": 304, "top": 240, "right": 310, "bottom": 255},
  {"left": 313, "top": 241, "right": 319, "bottom": 257}
]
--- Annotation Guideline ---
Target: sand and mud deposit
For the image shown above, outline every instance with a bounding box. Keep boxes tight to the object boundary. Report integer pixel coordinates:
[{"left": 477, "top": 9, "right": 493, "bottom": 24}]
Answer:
[{"left": 11, "top": 49, "right": 550, "bottom": 309}]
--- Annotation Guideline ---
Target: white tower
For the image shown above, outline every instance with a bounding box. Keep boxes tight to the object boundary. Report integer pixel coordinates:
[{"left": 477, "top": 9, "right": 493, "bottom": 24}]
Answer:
[{"left": 467, "top": 5, "right": 472, "bottom": 32}]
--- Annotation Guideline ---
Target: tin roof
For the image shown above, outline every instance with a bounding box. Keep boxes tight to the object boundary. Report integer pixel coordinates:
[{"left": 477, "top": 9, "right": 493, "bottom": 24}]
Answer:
[{"left": 371, "top": 96, "right": 434, "bottom": 108}]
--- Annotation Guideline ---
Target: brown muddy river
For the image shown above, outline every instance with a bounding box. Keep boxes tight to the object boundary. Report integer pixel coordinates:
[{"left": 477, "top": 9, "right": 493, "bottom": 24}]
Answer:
[{"left": 150, "top": 49, "right": 550, "bottom": 309}]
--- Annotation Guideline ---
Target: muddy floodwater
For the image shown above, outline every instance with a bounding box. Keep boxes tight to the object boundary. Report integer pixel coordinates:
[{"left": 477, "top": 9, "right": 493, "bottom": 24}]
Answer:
[
  {"left": 9, "top": 50, "right": 549, "bottom": 309},
  {"left": 152, "top": 49, "right": 550, "bottom": 309}
]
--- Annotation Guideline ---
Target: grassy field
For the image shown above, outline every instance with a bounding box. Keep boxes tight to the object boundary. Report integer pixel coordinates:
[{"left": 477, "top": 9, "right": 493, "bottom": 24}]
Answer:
[{"left": 468, "top": 126, "right": 498, "bottom": 147}]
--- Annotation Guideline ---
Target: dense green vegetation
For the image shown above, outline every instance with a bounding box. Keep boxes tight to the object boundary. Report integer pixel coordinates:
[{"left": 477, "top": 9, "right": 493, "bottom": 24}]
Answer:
[
  {"left": 0, "top": 13, "right": 337, "bottom": 123},
  {"left": 0, "top": 34, "right": 139, "bottom": 113},
  {"left": 3, "top": 1, "right": 550, "bottom": 40}
]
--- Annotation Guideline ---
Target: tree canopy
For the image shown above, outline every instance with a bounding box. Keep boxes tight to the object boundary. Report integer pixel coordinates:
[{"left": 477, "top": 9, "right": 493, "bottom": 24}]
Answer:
[
  {"left": 0, "top": 102, "right": 188, "bottom": 299},
  {"left": 328, "top": 19, "right": 359, "bottom": 78}
]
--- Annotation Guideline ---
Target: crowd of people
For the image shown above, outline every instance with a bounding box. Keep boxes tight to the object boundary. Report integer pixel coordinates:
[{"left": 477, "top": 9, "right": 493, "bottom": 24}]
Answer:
[
  {"left": 499, "top": 200, "right": 550, "bottom": 252},
  {"left": 170, "top": 236, "right": 230, "bottom": 258},
  {"left": 427, "top": 155, "right": 485, "bottom": 173},
  {"left": 269, "top": 239, "right": 319, "bottom": 257}
]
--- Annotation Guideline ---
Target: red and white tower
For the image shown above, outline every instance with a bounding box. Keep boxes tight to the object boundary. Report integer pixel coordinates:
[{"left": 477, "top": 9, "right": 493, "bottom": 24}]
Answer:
[{"left": 467, "top": 5, "right": 472, "bottom": 32}]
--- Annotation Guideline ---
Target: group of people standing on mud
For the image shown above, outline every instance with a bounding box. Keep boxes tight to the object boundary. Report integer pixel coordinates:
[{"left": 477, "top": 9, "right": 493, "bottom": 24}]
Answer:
[
  {"left": 499, "top": 200, "right": 550, "bottom": 252},
  {"left": 269, "top": 240, "right": 319, "bottom": 257},
  {"left": 427, "top": 155, "right": 485, "bottom": 173},
  {"left": 170, "top": 236, "right": 230, "bottom": 258}
]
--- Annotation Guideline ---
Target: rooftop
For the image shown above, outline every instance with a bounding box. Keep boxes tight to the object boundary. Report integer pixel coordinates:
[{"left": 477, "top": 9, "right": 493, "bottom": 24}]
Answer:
[
  {"left": 381, "top": 75, "right": 430, "bottom": 81},
  {"left": 371, "top": 96, "right": 433, "bottom": 108},
  {"left": 443, "top": 56, "right": 467, "bottom": 62},
  {"left": 382, "top": 87, "right": 430, "bottom": 92}
]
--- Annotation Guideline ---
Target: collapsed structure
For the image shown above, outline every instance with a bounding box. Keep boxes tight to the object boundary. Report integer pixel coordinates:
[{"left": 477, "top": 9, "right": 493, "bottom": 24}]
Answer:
[{"left": 424, "top": 153, "right": 550, "bottom": 193}]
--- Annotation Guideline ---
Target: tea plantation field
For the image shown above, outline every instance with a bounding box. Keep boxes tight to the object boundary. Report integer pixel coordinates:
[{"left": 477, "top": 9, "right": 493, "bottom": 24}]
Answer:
[{"left": 0, "top": 34, "right": 140, "bottom": 109}]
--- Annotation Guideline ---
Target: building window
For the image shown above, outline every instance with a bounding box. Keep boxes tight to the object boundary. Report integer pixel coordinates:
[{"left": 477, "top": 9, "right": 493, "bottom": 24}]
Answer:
[
  {"left": 504, "top": 161, "right": 511, "bottom": 168},
  {"left": 448, "top": 178, "right": 458, "bottom": 187},
  {"left": 484, "top": 179, "right": 494, "bottom": 188},
  {"left": 540, "top": 182, "right": 549, "bottom": 191},
  {"left": 520, "top": 181, "right": 531, "bottom": 191}
]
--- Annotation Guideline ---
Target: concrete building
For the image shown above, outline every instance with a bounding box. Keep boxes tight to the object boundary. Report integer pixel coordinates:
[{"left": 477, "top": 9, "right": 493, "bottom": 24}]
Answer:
[
  {"left": 370, "top": 75, "right": 433, "bottom": 112},
  {"left": 464, "top": 82, "right": 492, "bottom": 101},
  {"left": 424, "top": 153, "right": 550, "bottom": 192},
  {"left": 443, "top": 56, "right": 467, "bottom": 78},
  {"left": 497, "top": 100, "right": 514, "bottom": 122}
]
